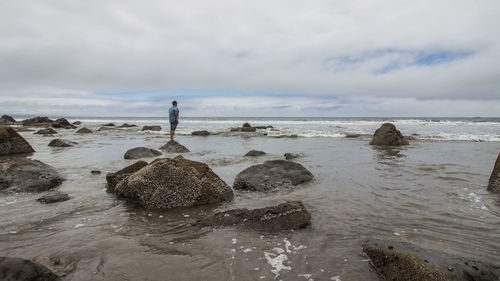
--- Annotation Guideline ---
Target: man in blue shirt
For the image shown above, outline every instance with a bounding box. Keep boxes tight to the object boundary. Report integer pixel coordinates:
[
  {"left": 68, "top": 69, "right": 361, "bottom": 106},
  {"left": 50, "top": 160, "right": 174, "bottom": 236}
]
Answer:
[{"left": 168, "top": 100, "right": 179, "bottom": 140}]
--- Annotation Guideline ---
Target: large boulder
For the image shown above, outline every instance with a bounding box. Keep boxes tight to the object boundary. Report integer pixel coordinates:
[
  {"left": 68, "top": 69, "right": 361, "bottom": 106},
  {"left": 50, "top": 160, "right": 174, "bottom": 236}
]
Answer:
[
  {"left": 0, "top": 256, "right": 59, "bottom": 281},
  {"left": 37, "top": 191, "right": 70, "bottom": 203},
  {"left": 369, "top": 123, "right": 409, "bottom": 146},
  {"left": 0, "top": 158, "right": 64, "bottom": 192},
  {"left": 34, "top": 128, "right": 57, "bottom": 135},
  {"left": 0, "top": 115, "right": 16, "bottom": 125},
  {"left": 191, "top": 130, "right": 210, "bottom": 136},
  {"left": 194, "top": 201, "right": 310, "bottom": 231},
  {"left": 52, "top": 118, "right": 75, "bottom": 129},
  {"left": 76, "top": 127, "right": 93, "bottom": 134},
  {"left": 106, "top": 161, "right": 148, "bottom": 192},
  {"left": 142, "top": 125, "right": 161, "bottom": 131},
  {"left": 487, "top": 152, "right": 500, "bottom": 193},
  {"left": 124, "top": 147, "right": 161, "bottom": 159},
  {"left": 113, "top": 156, "right": 233, "bottom": 210},
  {"left": 0, "top": 126, "right": 35, "bottom": 156},
  {"left": 233, "top": 160, "right": 314, "bottom": 192},
  {"left": 244, "top": 150, "right": 266, "bottom": 157},
  {"left": 159, "top": 140, "right": 190, "bottom": 153},
  {"left": 21, "top": 116, "right": 54, "bottom": 127},
  {"left": 48, "top": 139, "right": 77, "bottom": 147}
]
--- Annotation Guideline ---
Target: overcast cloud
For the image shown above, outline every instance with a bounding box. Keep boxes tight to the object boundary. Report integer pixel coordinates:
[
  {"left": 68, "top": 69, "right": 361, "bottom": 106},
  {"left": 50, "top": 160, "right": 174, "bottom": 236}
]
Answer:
[{"left": 1, "top": 0, "right": 499, "bottom": 117}]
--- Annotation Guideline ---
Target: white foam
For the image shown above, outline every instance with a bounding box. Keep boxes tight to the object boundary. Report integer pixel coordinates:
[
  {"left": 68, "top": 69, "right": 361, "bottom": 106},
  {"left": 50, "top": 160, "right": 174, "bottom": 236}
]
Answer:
[
  {"left": 75, "top": 224, "right": 85, "bottom": 228},
  {"left": 264, "top": 250, "right": 291, "bottom": 279}
]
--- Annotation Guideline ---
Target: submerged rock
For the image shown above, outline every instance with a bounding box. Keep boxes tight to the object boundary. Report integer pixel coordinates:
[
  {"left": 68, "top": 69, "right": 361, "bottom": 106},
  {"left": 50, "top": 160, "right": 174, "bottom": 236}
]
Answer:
[
  {"left": 102, "top": 123, "right": 115, "bottom": 126},
  {"left": 72, "top": 121, "right": 81, "bottom": 125},
  {"left": 345, "top": 133, "right": 360, "bottom": 138},
  {"left": 0, "top": 158, "right": 64, "bottom": 192},
  {"left": 52, "top": 118, "right": 75, "bottom": 129},
  {"left": 195, "top": 201, "right": 311, "bottom": 231},
  {"left": 244, "top": 150, "right": 266, "bottom": 156},
  {"left": 21, "top": 116, "right": 54, "bottom": 127},
  {"left": 34, "top": 128, "right": 57, "bottom": 135},
  {"left": 124, "top": 147, "right": 161, "bottom": 159},
  {"left": 0, "top": 115, "right": 16, "bottom": 125},
  {"left": 118, "top": 123, "right": 137, "bottom": 128},
  {"left": 284, "top": 153, "right": 299, "bottom": 160},
  {"left": 159, "top": 140, "right": 190, "bottom": 153},
  {"left": 0, "top": 256, "right": 59, "bottom": 281},
  {"left": 48, "top": 139, "right": 77, "bottom": 147},
  {"left": 369, "top": 123, "right": 409, "bottom": 146},
  {"left": 191, "top": 130, "right": 210, "bottom": 136},
  {"left": 0, "top": 126, "right": 35, "bottom": 156},
  {"left": 106, "top": 161, "right": 148, "bottom": 192},
  {"left": 487, "top": 152, "right": 500, "bottom": 193},
  {"left": 37, "top": 191, "right": 70, "bottom": 203},
  {"left": 142, "top": 125, "right": 161, "bottom": 131},
  {"left": 233, "top": 160, "right": 314, "bottom": 192},
  {"left": 76, "top": 127, "right": 93, "bottom": 134},
  {"left": 91, "top": 170, "right": 101, "bottom": 175},
  {"left": 113, "top": 156, "right": 233, "bottom": 210}
]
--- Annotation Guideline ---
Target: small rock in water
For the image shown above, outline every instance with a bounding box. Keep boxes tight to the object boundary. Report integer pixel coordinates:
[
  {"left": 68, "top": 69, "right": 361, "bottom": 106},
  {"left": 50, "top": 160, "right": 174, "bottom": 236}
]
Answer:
[
  {"left": 284, "top": 153, "right": 299, "bottom": 160},
  {"left": 118, "top": 123, "right": 137, "bottom": 128},
  {"left": 34, "top": 128, "right": 57, "bottom": 135},
  {"left": 369, "top": 123, "right": 409, "bottom": 146},
  {"left": 0, "top": 158, "right": 64, "bottom": 192},
  {"left": 76, "top": 127, "right": 93, "bottom": 134},
  {"left": 102, "top": 123, "right": 115, "bottom": 126},
  {"left": 37, "top": 191, "right": 70, "bottom": 203},
  {"left": 124, "top": 147, "right": 162, "bottom": 159},
  {"left": 244, "top": 150, "right": 266, "bottom": 157},
  {"left": 159, "top": 140, "right": 190, "bottom": 153},
  {"left": 48, "top": 139, "right": 77, "bottom": 147},
  {"left": 142, "top": 125, "right": 161, "bottom": 131},
  {"left": 191, "top": 130, "right": 210, "bottom": 136},
  {"left": 52, "top": 118, "right": 76, "bottom": 129},
  {"left": 91, "top": 170, "right": 101, "bottom": 175}
]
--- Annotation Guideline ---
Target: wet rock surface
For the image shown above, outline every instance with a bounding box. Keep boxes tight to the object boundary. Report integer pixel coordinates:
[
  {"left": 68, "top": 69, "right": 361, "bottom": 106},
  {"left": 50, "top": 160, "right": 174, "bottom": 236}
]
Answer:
[
  {"left": 370, "top": 123, "right": 409, "bottom": 146},
  {"left": 0, "top": 158, "right": 64, "bottom": 192},
  {"left": 52, "top": 118, "right": 75, "bottom": 129},
  {"left": 284, "top": 153, "right": 299, "bottom": 160},
  {"left": 34, "top": 128, "right": 57, "bottom": 135},
  {"left": 102, "top": 123, "right": 115, "bottom": 126},
  {"left": 487, "top": 152, "right": 500, "bottom": 193},
  {"left": 112, "top": 156, "right": 233, "bottom": 210},
  {"left": 124, "top": 147, "right": 161, "bottom": 159},
  {"left": 48, "top": 139, "right": 77, "bottom": 147},
  {"left": 21, "top": 117, "right": 54, "bottom": 127},
  {"left": 191, "top": 130, "right": 210, "bottom": 136},
  {"left": 36, "top": 191, "right": 70, "bottom": 203},
  {"left": 0, "top": 256, "right": 60, "bottom": 281},
  {"left": 72, "top": 121, "right": 81, "bottom": 125},
  {"left": 106, "top": 161, "right": 148, "bottom": 192},
  {"left": 345, "top": 133, "right": 361, "bottom": 138},
  {"left": 244, "top": 150, "right": 266, "bottom": 156},
  {"left": 0, "top": 127, "right": 35, "bottom": 156},
  {"left": 75, "top": 127, "right": 93, "bottom": 134},
  {"left": 91, "top": 170, "right": 101, "bottom": 175},
  {"left": 0, "top": 115, "right": 16, "bottom": 125},
  {"left": 233, "top": 160, "right": 314, "bottom": 192},
  {"left": 194, "top": 201, "right": 311, "bottom": 231},
  {"left": 118, "top": 123, "right": 137, "bottom": 128},
  {"left": 142, "top": 125, "right": 161, "bottom": 131},
  {"left": 159, "top": 140, "right": 190, "bottom": 153}
]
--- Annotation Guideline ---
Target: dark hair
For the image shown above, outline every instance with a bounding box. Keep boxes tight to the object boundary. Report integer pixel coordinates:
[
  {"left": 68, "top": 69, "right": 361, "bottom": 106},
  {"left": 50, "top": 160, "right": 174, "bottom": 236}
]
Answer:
[{"left": 172, "top": 100, "right": 177, "bottom": 105}]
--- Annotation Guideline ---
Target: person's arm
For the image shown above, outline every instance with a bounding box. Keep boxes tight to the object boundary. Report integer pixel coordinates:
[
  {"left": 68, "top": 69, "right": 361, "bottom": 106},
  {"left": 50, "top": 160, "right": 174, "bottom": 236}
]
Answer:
[{"left": 174, "top": 110, "right": 179, "bottom": 121}]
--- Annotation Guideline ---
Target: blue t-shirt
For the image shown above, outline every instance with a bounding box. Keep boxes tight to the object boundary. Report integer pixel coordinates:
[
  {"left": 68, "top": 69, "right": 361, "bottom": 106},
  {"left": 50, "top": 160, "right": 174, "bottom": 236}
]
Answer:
[{"left": 169, "top": 106, "right": 179, "bottom": 123}]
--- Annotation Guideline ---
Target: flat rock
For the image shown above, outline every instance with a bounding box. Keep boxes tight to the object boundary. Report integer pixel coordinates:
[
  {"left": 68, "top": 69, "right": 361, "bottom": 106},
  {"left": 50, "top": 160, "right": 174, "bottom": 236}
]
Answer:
[
  {"left": 284, "top": 153, "right": 299, "bottom": 160},
  {"left": 102, "top": 123, "right": 115, "bottom": 126},
  {"left": 191, "top": 130, "right": 210, "bottom": 136},
  {"left": 48, "top": 139, "right": 77, "bottom": 147},
  {"left": 52, "top": 118, "right": 75, "bottom": 129},
  {"left": 0, "top": 115, "right": 16, "bottom": 125},
  {"left": 230, "top": 127, "right": 257, "bottom": 132},
  {"left": 113, "top": 156, "right": 233, "bottom": 210},
  {"left": 34, "top": 128, "right": 57, "bottom": 135},
  {"left": 0, "top": 256, "right": 59, "bottom": 281},
  {"left": 106, "top": 161, "right": 148, "bottom": 192},
  {"left": 345, "top": 133, "right": 360, "bottom": 138},
  {"left": 124, "top": 147, "right": 161, "bottom": 159},
  {"left": 21, "top": 116, "right": 54, "bottom": 127},
  {"left": 0, "top": 126, "right": 35, "bottom": 156},
  {"left": 194, "top": 201, "right": 311, "bottom": 231},
  {"left": 76, "top": 127, "right": 93, "bottom": 134},
  {"left": 244, "top": 150, "right": 266, "bottom": 156},
  {"left": 159, "top": 140, "right": 190, "bottom": 153},
  {"left": 0, "top": 158, "right": 64, "bottom": 192},
  {"left": 37, "top": 191, "right": 70, "bottom": 203},
  {"left": 369, "top": 123, "right": 409, "bottom": 146},
  {"left": 233, "top": 160, "right": 314, "bottom": 192},
  {"left": 487, "top": 152, "right": 500, "bottom": 193},
  {"left": 253, "top": 125, "right": 273, "bottom": 129},
  {"left": 142, "top": 125, "right": 161, "bottom": 131},
  {"left": 118, "top": 123, "right": 137, "bottom": 128}
]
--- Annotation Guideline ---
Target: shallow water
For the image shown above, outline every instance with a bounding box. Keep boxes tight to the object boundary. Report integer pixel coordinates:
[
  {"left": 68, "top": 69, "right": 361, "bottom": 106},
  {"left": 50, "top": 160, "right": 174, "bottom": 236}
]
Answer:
[{"left": 1, "top": 124, "right": 499, "bottom": 281}]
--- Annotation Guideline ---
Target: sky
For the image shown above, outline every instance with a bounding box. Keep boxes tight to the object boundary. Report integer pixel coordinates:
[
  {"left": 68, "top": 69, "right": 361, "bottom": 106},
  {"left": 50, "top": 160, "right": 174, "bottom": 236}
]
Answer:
[{"left": 0, "top": 0, "right": 499, "bottom": 117}]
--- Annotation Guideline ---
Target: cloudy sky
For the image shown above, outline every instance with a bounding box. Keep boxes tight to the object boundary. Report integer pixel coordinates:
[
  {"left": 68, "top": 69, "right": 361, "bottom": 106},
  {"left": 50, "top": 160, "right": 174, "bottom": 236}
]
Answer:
[{"left": 1, "top": 0, "right": 499, "bottom": 117}]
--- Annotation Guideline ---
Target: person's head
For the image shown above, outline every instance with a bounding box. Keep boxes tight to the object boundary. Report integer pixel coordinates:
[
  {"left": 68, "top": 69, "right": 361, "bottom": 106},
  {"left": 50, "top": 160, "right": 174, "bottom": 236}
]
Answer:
[{"left": 172, "top": 100, "right": 177, "bottom": 106}]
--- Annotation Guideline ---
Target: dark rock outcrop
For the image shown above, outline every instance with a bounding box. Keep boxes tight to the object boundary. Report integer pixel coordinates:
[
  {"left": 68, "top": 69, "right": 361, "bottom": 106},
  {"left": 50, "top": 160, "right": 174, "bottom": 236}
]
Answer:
[
  {"left": 142, "top": 125, "right": 161, "bottom": 131},
  {"left": 48, "top": 139, "right": 77, "bottom": 147},
  {"left": 112, "top": 156, "right": 233, "bottom": 210},
  {"left": 0, "top": 115, "right": 16, "bottom": 125},
  {"left": 345, "top": 133, "right": 360, "bottom": 138},
  {"left": 284, "top": 153, "right": 299, "bottom": 160},
  {"left": 253, "top": 125, "right": 273, "bottom": 129},
  {"left": 106, "top": 161, "right": 148, "bottom": 192},
  {"left": 91, "top": 170, "right": 101, "bottom": 175},
  {"left": 191, "top": 130, "right": 210, "bottom": 136},
  {"left": 487, "top": 152, "right": 500, "bottom": 193},
  {"left": 75, "top": 127, "right": 93, "bottom": 134},
  {"left": 0, "top": 158, "right": 64, "bottom": 192},
  {"left": 244, "top": 150, "right": 266, "bottom": 157},
  {"left": 21, "top": 116, "right": 54, "bottom": 127},
  {"left": 369, "top": 123, "right": 409, "bottom": 146},
  {"left": 118, "top": 123, "right": 137, "bottom": 128},
  {"left": 34, "top": 128, "right": 57, "bottom": 135},
  {"left": 72, "top": 121, "right": 81, "bottom": 125},
  {"left": 195, "top": 201, "right": 311, "bottom": 231},
  {"left": 0, "top": 256, "right": 59, "bottom": 281},
  {"left": 0, "top": 126, "right": 35, "bottom": 155},
  {"left": 233, "top": 160, "right": 314, "bottom": 192},
  {"left": 159, "top": 140, "right": 190, "bottom": 153},
  {"left": 37, "top": 191, "right": 70, "bottom": 203},
  {"left": 242, "top": 123, "right": 251, "bottom": 128},
  {"left": 52, "top": 118, "right": 75, "bottom": 129},
  {"left": 102, "top": 123, "right": 115, "bottom": 126},
  {"left": 124, "top": 147, "right": 161, "bottom": 159}
]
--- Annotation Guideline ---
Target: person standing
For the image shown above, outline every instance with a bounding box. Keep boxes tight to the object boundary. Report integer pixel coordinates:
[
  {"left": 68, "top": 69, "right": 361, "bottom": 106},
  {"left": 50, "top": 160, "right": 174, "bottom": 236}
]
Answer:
[{"left": 168, "top": 100, "right": 179, "bottom": 140}]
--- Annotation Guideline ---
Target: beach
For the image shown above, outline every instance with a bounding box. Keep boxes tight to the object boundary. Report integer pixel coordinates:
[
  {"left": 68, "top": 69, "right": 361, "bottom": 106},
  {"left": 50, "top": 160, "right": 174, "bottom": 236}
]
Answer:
[{"left": 1, "top": 117, "right": 499, "bottom": 280}]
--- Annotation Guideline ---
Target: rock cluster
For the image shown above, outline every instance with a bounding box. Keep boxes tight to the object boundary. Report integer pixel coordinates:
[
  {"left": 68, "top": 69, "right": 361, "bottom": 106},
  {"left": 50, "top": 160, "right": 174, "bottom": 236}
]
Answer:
[
  {"left": 159, "top": 140, "right": 190, "bottom": 153},
  {"left": 124, "top": 147, "right": 161, "bottom": 159},
  {"left": 0, "top": 158, "right": 64, "bottom": 192},
  {"left": 487, "top": 152, "right": 500, "bottom": 193},
  {"left": 369, "top": 123, "right": 409, "bottom": 146},
  {"left": 0, "top": 126, "right": 35, "bottom": 155}
]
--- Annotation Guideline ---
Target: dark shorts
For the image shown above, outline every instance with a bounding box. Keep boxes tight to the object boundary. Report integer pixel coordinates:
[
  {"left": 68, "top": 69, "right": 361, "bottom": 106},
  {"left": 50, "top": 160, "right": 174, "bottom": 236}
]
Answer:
[{"left": 170, "top": 120, "right": 178, "bottom": 131}]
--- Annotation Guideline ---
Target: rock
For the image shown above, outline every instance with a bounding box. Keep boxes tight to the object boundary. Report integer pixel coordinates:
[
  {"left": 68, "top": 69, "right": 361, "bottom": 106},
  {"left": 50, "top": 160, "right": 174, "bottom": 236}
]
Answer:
[
  {"left": 230, "top": 127, "right": 257, "bottom": 132},
  {"left": 97, "top": 126, "right": 119, "bottom": 131},
  {"left": 48, "top": 139, "right": 77, "bottom": 147},
  {"left": 106, "top": 161, "right": 148, "bottom": 192},
  {"left": 91, "top": 170, "right": 101, "bottom": 175},
  {"left": 191, "top": 130, "right": 210, "bottom": 136},
  {"left": 0, "top": 158, "right": 64, "bottom": 192},
  {"left": 242, "top": 123, "right": 251, "bottom": 128},
  {"left": 52, "top": 118, "right": 75, "bottom": 129},
  {"left": 118, "top": 123, "right": 137, "bottom": 128},
  {"left": 0, "top": 256, "right": 59, "bottom": 281},
  {"left": 253, "top": 125, "right": 273, "bottom": 129},
  {"left": 34, "top": 128, "right": 57, "bottom": 135},
  {"left": 345, "top": 133, "right": 360, "bottom": 138},
  {"left": 487, "top": 152, "right": 500, "bottom": 193},
  {"left": 244, "top": 150, "right": 266, "bottom": 156},
  {"left": 369, "top": 123, "right": 409, "bottom": 146},
  {"left": 194, "top": 201, "right": 311, "bottom": 231},
  {"left": 76, "top": 127, "right": 93, "bottom": 134},
  {"left": 142, "top": 125, "right": 161, "bottom": 131},
  {"left": 36, "top": 191, "right": 70, "bottom": 203},
  {"left": 14, "top": 127, "right": 35, "bottom": 132},
  {"left": 124, "top": 147, "right": 162, "bottom": 159},
  {"left": 21, "top": 116, "right": 54, "bottom": 127},
  {"left": 233, "top": 160, "right": 314, "bottom": 192},
  {"left": 102, "top": 123, "right": 115, "bottom": 126},
  {"left": 284, "top": 153, "right": 299, "bottom": 160},
  {"left": 113, "top": 156, "right": 233, "bottom": 210},
  {"left": 159, "top": 140, "right": 190, "bottom": 153},
  {"left": 72, "top": 121, "right": 81, "bottom": 125},
  {"left": 0, "top": 126, "right": 35, "bottom": 155},
  {"left": 0, "top": 115, "right": 16, "bottom": 125}
]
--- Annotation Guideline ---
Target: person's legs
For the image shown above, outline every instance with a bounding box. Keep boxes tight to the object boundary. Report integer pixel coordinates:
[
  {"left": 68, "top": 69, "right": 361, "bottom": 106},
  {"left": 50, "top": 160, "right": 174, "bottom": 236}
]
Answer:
[
  {"left": 169, "top": 121, "right": 178, "bottom": 140},
  {"left": 170, "top": 130, "right": 174, "bottom": 140}
]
